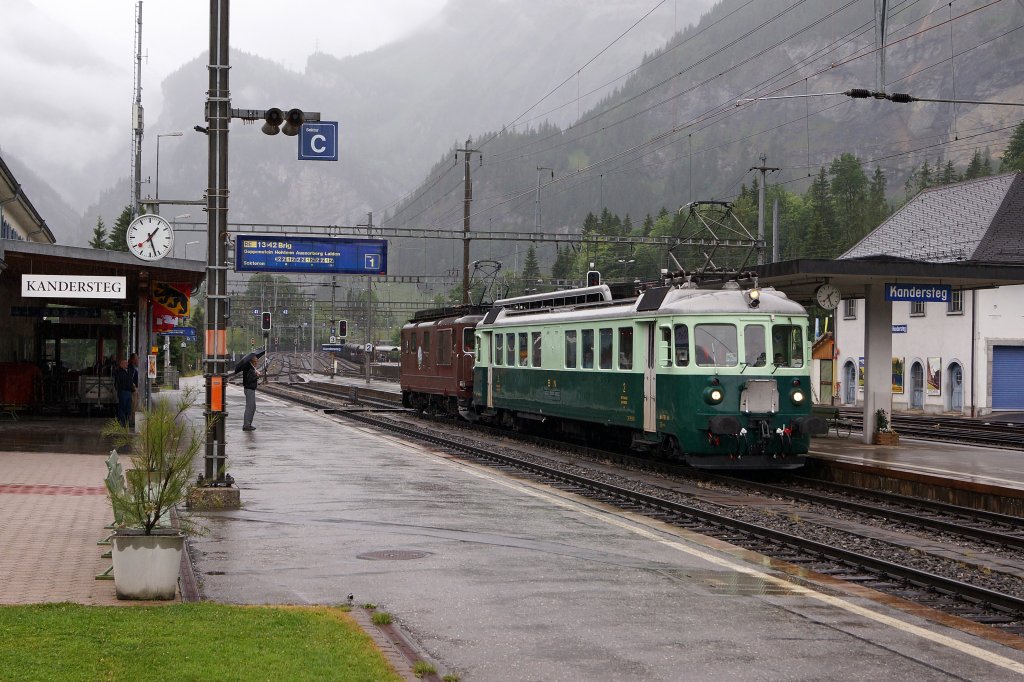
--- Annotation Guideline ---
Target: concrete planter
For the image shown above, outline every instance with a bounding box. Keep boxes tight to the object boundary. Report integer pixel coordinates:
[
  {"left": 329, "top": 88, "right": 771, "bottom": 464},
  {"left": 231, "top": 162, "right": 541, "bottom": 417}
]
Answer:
[
  {"left": 112, "top": 530, "right": 183, "bottom": 600},
  {"left": 873, "top": 431, "right": 900, "bottom": 446}
]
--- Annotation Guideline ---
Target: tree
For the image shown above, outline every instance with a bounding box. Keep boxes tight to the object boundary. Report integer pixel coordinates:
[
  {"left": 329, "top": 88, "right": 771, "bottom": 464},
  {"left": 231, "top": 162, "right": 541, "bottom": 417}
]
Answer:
[
  {"left": 641, "top": 213, "right": 654, "bottom": 237},
  {"left": 866, "top": 166, "right": 890, "bottom": 230},
  {"left": 107, "top": 206, "right": 135, "bottom": 253},
  {"left": 938, "top": 161, "right": 957, "bottom": 185},
  {"left": 89, "top": 217, "right": 109, "bottom": 249},
  {"left": 1001, "top": 119, "right": 1024, "bottom": 172},
  {"left": 515, "top": 244, "right": 541, "bottom": 295},
  {"left": 916, "top": 159, "right": 933, "bottom": 192},
  {"left": 805, "top": 167, "right": 835, "bottom": 257},
  {"left": 551, "top": 246, "right": 574, "bottom": 281},
  {"left": 963, "top": 150, "right": 984, "bottom": 180},
  {"left": 829, "top": 153, "right": 868, "bottom": 249}
]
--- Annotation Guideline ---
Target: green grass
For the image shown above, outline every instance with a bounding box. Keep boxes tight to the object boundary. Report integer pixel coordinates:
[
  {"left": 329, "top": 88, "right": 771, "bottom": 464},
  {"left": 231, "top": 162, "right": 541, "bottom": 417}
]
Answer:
[
  {"left": 371, "top": 611, "right": 393, "bottom": 626},
  {"left": 412, "top": 660, "right": 437, "bottom": 678},
  {"left": 0, "top": 602, "right": 403, "bottom": 682}
]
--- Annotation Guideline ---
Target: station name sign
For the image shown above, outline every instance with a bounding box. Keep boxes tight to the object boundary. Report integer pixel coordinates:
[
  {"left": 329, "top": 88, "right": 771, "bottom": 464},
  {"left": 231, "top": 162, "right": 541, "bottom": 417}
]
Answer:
[
  {"left": 21, "top": 274, "right": 126, "bottom": 299},
  {"left": 234, "top": 235, "right": 387, "bottom": 275},
  {"left": 884, "top": 283, "right": 951, "bottom": 303}
]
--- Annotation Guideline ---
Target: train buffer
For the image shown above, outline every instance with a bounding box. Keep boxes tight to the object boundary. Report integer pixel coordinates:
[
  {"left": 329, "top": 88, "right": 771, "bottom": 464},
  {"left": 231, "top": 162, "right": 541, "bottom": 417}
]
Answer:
[{"left": 811, "top": 406, "right": 853, "bottom": 438}]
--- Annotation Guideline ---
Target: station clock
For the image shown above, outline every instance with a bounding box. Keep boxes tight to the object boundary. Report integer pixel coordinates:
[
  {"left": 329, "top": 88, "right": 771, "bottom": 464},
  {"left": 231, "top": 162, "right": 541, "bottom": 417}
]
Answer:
[
  {"left": 126, "top": 214, "right": 175, "bottom": 261},
  {"left": 814, "top": 283, "right": 842, "bottom": 310}
]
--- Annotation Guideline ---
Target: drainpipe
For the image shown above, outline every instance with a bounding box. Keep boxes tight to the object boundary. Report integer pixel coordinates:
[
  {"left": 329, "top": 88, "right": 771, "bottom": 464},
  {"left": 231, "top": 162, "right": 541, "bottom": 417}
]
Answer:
[{"left": 970, "top": 290, "right": 976, "bottom": 417}]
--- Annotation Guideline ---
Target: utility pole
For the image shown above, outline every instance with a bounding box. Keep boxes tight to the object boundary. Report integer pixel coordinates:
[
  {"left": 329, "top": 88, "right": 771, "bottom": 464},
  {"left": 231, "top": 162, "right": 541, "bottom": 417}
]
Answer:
[
  {"left": 535, "top": 166, "right": 553, "bottom": 232},
  {"left": 358, "top": 212, "right": 373, "bottom": 383},
  {"left": 132, "top": 1, "right": 144, "bottom": 217},
  {"left": 874, "top": 0, "right": 889, "bottom": 92},
  {"left": 750, "top": 154, "right": 779, "bottom": 265},
  {"left": 456, "top": 138, "right": 481, "bottom": 304}
]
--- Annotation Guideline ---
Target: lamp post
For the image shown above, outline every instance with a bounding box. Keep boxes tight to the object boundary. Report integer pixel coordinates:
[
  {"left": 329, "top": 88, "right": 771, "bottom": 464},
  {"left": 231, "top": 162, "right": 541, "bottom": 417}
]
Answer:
[
  {"left": 184, "top": 241, "right": 200, "bottom": 259},
  {"left": 617, "top": 258, "right": 635, "bottom": 279},
  {"left": 172, "top": 213, "right": 191, "bottom": 255},
  {"left": 155, "top": 132, "right": 183, "bottom": 205}
]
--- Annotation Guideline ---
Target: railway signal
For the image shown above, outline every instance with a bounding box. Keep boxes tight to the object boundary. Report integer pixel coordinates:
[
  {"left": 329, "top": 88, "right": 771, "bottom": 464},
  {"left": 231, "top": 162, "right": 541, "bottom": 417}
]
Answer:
[
  {"left": 338, "top": 320, "right": 347, "bottom": 337},
  {"left": 261, "top": 311, "right": 272, "bottom": 331},
  {"left": 586, "top": 270, "right": 601, "bottom": 287}
]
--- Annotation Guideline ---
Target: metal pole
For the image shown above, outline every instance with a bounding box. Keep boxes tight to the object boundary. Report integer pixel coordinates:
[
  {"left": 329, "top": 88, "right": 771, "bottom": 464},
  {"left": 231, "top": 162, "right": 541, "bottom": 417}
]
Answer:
[
  {"left": 366, "top": 212, "right": 373, "bottom": 384},
  {"left": 750, "top": 154, "right": 779, "bottom": 267},
  {"left": 203, "top": 0, "right": 231, "bottom": 485},
  {"left": 771, "top": 198, "right": 780, "bottom": 263},
  {"left": 456, "top": 139, "right": 479, "bottom": 304},
  {"left": 132, "top": 1, "right": 143, "bottom": 217},
  {"left": 310, "top": 297, "right": 315, "bottom": 375}
]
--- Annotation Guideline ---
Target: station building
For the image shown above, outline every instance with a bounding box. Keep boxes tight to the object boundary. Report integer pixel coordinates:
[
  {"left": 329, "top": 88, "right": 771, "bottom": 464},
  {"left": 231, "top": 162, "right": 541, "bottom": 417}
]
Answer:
[
  {"left": 832, "top": 172, "right": 1024, "bottom": 416},
  {"left": 0, "top": 153, "right": 204, "bottom": 417}
]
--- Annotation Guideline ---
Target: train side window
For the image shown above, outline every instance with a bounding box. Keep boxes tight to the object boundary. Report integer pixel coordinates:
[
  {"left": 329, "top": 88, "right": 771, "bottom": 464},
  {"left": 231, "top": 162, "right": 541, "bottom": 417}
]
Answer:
[
  {"left": 564, "top": 330, "right": 577, "bottom": 368},
  {"left": 744, "top": 325, "right": 766, "bottom": 366},
  {"left": 402, "top": 335, "right": 408, "bottom": 353},
  {"left": 599, "top": 328, "right": 613, "bottom": 370},
  {"left": 518, "top": 333, "right": 529, "bottom": 366},
  {"left": 475, "top": 334, "right": 482, "bottom": 363},
  {"left": 582, "top": 329, "right": 594, "bottom": 369},
  {"left": 771, "top": 324, "right": 805, "bottom": 368},
  {"left": 532, "top": 332, "right": 542, "bottom": 367},
  {"left": 694, "top": 324, "right": 737, "bottom": 367},
  {"left": 673, "top": 324, "right": 689, "bottom": 366},
  {"left": 618, "top": 327, "right": 633, "bottom": 370},
  {"left": 438, "top": 330, "right": 453, "bottom": 365},
  {"left": 495, "top": 334, "right": 504, "bottom": 365},
  {"left": 463, "top": 328, "right": 475, "bottom": 352},
  {"left": 506, "top": 333, "right": 515, "bottom": 366},
  {"left": 660, "top": 327, "right": 673, "bottom": 367},
  {"left": 423, "top": 331, "right": 431, "bottom": 363}
]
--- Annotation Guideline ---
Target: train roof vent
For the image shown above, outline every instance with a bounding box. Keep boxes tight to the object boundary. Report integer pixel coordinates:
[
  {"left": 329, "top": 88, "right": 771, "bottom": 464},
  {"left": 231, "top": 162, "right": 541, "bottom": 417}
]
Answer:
[{"left": 636, "top": 286, "right": 672, "bottom": 312}]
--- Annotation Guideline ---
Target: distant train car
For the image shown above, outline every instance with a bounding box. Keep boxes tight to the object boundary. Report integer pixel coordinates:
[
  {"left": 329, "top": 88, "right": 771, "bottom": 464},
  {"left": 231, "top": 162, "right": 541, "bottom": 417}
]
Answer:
[
  {"left": 470, "top": 281, "right": 825, "bottom": 469},
  {"left": 373, "top": 344, "right": 400, "bottom": 364},
  {"left": 400, "top": 306, "right": 487, "bottom": 416}
]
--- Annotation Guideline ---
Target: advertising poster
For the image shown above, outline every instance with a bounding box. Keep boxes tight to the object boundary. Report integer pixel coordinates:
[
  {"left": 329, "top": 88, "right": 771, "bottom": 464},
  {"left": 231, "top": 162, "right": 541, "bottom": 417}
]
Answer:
[
  {"left": 927, "top": 357, "right": 942, "bottom": 396},
  {"left": 858, "top": 357, "right": 864, "bottom": 387},
  {"left": 147, "top": 354, "right": 158, "bottom": 379},
  {"left": 891, "top": 357, "right": 905, "bottom": 394}
]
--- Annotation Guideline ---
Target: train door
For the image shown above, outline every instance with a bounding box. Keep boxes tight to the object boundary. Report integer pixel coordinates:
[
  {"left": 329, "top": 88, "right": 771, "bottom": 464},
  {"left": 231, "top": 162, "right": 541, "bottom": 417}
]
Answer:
[
  {"left": 482, "top": 331, "right": 494, "bottom": 408},
  {"left": 949, "top": 363, "right": 964, "bottom": 411},
  {"left": 643, "top": 322, "right": 656, "bottom": 432},
  {"left": 843, "top": 361, "right": 856, "bottom": 405},
  {"left": 910, "top": 361, "right": 924, "bottom": 408}
]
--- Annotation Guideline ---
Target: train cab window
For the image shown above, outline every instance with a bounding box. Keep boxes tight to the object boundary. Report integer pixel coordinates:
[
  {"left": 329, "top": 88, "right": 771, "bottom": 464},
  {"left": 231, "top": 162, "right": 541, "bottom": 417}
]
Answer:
[
  {"left": 438, "top": 330, "right": 453, "bottom": 365},
  {"left": 564, "top": 330, "right": 577, "bottom": 368},
  {"left": 673, "top": 324, "right": 689, "bottom": 366},
  {"left": 495, "top": 334, "right": 504, "bottom": 365},
  {"left": 694, "top": 324, "right": 737, "bottom": 367},
  {"left": 771, "top": 324, "right": 804, "bottom": 368},
  {"left": 531, "top": 332, "right": 542, "bottom": 367},
  {"left": 599, "top": 328, "right": 613, "bottom": 370},
  {"left": 744, "top": 325, "right": 767, "bottom": 367},
  {"left": 506, "top": 333, "right": 515, "bottom": 366},
  {"left": 582, "top": 329, "right": 595, "bottom": 369},
  {"left": 518, "top": 333, "right": 529, "bottom": 366},
  {"left": 618, "top": 327, "right": 633, "bottom": 370},
  {"left": 463, "top": 328, "right": 476, "bottom": 352},
  {"left": 660, "top": 327, "right": 673, "bottom": 367},
  {"left": 475, "top": 334, "right": 482, "bottom": 363}
]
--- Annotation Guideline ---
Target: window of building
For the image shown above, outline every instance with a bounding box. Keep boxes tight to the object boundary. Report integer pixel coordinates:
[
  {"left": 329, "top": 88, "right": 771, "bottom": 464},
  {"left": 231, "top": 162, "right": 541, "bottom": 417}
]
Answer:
[
  {"left": 674, "top": 324, "right": 689, "bottom": 366},
  {"left": 582, "top": 329, "right": 595, "bottom": 369},
  {"left": 910, "top": 301, "right": 926, "bottom": 317},
  {"left": 947, "top": 289, "right": 963, "bottom": 315},
  {"left": 495, "top": 333, "right": 504, "bottom": 365},
  {"left": 744, "top": 325, "right": 766, "bottom": 366},
  {"left": 694, "top": 324, "right": 737, "bottom": 367},
  {"left": 844, "top": 299, "right": 857, "bottom": 319},
  {"left": 618, "top": 327, "right": 633, "bottom": 370},
  {"left": 531, "top": 331, "right": 542, "bottom": 367},
  {"left": 564, "top": 330, "right": 577, "bottom": 368},
  {"left": 599, "top": 328, "right": 613, "bottom": 369}
]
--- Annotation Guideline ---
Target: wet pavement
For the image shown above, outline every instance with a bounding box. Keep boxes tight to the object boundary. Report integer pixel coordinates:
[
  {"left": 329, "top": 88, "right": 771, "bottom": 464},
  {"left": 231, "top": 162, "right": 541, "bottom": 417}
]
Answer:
[{"left": 185, "top": 382, "right": 1024, "bottom": 681}]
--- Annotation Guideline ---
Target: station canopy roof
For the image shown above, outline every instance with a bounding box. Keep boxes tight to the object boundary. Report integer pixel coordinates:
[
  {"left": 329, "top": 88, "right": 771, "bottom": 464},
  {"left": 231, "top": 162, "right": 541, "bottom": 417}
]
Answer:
[
  {"left": 0, "top": 240, "right": 205, "bottom": 309},
  {"left": 756, "top": 172, "right": 1024, "bottom": 304}
]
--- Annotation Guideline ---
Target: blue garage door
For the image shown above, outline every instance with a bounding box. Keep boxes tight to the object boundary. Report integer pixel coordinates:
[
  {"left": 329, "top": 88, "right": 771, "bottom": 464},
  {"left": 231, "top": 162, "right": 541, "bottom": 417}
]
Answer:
[{"left": 992, "top": 346, "right": 1024, "bottom": 410}]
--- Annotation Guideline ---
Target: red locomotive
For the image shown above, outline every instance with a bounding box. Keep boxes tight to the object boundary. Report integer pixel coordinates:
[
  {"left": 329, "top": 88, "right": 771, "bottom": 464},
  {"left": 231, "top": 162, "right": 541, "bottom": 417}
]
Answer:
[{"left": 400, "top": 306, "right": 487, "bottom": 417}]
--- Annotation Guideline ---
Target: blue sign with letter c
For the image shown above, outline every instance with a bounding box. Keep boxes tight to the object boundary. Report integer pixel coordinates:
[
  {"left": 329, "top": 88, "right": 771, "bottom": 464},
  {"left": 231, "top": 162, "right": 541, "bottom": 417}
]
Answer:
[{"left": 299, "top": 122, "right": 338, "bottom": 161}]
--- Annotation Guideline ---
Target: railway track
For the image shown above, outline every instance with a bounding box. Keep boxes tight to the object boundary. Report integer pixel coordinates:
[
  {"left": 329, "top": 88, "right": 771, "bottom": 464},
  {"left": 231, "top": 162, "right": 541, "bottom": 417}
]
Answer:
[
  {"left": 265, "top": 379, "right": 1024, "bottom": 636},
  {"left": 839, "top": 409, "right": 1024, "bottom": 448}
]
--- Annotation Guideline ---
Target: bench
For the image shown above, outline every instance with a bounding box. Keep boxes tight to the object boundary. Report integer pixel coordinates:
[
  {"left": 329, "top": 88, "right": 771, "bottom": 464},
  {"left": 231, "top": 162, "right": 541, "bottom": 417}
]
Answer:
[{"left": 811, "top": 406, "right": 852, "bottom": 438}]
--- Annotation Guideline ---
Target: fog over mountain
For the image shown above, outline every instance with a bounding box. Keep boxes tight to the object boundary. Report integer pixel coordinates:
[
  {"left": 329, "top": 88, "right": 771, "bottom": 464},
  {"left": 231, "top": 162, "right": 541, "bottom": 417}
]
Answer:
[{"left": 7, "top": 0, "right": 1021, "bottom": 277}]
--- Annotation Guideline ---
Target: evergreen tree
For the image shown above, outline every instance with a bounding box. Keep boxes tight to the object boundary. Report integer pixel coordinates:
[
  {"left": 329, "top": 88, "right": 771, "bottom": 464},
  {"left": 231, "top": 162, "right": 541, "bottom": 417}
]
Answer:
[
  {"left": 904, "top": 165, "right": 919, "bottom": 201},
  {"left": 1001, "top": 119, "right": 1024, "bottom": 172},
  {"left": 641, "top": 213, "right": 654, "bottom": 237},
  {"left": 829, "top": 153, "right": 868, "bottom": 249},
  {"left": 964, "top": 150, "right": 984, "bottom": 180},
  {"left": 939, "top": 161, "right": 957, "bottom": 185},
  {"left": 916, "top": 159, "right": 933, "bottom": 192},
  {"left": 981, "top": 147, "right": 993, "bottom": 176},
  {"left": 107, "top": 206, "right": 135, "bottom": 253},
  {"left": 89, "top": 217, "right": 108, "bottom": 249},
  {"left": 582, "top": 212, "right": 600, "bottom": 234},
  {"left": 866, "top": 166, "right": 889, "bottom": 229},
  {"left": 521, "top": 244, "right": 541, "bottom": 283},
  {"left": 805, "top": 167, "right": 835, "bottom": 257},
  {"left": 551, "top": 246, "right": 574, "bottom": 281}
]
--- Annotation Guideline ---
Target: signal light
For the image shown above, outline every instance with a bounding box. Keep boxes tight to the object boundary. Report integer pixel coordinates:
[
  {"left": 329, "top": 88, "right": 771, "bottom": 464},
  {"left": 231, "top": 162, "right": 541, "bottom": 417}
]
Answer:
[
  {"left": 586, "top": 270, "right": 600, "bottom": 287},
  {"left": 262, "top": 108, "right": 284, "bottom": 135},
  {"left": 261, "top": 311, "right": 272, "bottom": 331},
  {"left": 282, "top": 108, "right": 305, "bottom": 136},
  {"left": 338, "top": 320, "right": 347, "bottom": 337}
]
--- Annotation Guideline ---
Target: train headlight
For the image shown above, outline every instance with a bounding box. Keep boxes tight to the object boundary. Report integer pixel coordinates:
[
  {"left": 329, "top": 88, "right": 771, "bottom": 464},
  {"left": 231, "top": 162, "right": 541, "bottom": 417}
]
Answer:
[
  {"left": 703, "top": 386, "right": 725, "bottom": 405},
  {"left": 791, "top": 389, "right": 805, "bottom": 404},
  {"left": 745, "top": 288, "right": 761, "bottom": 308}
]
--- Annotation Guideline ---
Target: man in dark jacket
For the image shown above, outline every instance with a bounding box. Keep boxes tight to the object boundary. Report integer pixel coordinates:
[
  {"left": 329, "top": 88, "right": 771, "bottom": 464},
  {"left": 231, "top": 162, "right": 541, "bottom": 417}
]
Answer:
[
  {"left": 241, "top": 355, "right": 260, "bottom": 431},
  {"left": 113, "top": 357, "right": 133, "bottom": 427}
]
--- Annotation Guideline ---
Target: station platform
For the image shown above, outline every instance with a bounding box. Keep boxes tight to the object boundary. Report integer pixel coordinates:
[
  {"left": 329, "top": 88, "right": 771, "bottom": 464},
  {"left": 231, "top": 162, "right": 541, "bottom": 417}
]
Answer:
[{"left": 4, "top": 378, "right": 1024, "bottom": 679}]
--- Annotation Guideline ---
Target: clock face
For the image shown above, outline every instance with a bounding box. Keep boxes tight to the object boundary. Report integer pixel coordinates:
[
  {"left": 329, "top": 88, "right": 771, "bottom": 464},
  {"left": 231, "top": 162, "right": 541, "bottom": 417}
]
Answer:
[
  {"left": 126, "top": 214, "right": 174, "bottom": 261},
  {"left": 815, "top": 283, "right": 841, "bottom": 310}
]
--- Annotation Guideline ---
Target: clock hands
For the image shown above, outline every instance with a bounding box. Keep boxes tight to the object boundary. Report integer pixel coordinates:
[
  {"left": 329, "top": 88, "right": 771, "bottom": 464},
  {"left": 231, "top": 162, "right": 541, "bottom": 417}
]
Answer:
[{"left": 135, "top": 228, "right": 159, "bottom": 251}]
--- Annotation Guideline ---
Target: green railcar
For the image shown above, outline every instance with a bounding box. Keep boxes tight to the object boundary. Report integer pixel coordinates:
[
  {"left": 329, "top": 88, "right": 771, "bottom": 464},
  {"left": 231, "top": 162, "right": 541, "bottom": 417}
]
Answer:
[{"left": 471, "top": 282, "right": 825, "bottom": 469}]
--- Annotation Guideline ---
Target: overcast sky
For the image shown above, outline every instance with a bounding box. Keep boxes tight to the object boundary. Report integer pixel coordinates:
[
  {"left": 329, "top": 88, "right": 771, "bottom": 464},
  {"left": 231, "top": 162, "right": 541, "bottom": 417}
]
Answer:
[{"left": 1, "top": 0, "right": 447, "bottom": 205}]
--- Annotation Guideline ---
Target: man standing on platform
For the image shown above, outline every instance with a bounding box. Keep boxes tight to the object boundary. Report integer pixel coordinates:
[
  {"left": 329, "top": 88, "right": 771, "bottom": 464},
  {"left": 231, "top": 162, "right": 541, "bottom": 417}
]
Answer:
[
  {"left": 241, "top": 354, "right": 261, "bottom": 431},
  {"left": 113, "top": 357, "right": 133, "bottom": 427}
]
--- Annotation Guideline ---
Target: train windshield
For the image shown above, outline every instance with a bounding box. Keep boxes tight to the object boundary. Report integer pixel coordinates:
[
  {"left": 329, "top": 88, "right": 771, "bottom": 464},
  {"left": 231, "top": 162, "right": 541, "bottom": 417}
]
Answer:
[
  {"left": 695, "top": 324, "right": 737, "bottom": 367},
  {"left": 744, "top": 325, "right": 767, "bottom": 367},
  {"left": 771, "top": 324, "right": 805, "bottom": 368}
]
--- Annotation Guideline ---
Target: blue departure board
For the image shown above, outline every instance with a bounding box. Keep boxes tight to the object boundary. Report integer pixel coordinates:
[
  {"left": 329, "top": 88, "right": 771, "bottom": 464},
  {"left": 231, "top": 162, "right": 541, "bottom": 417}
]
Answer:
[{"left": 235, "top": 235, "right": 388, "bottom": 275}]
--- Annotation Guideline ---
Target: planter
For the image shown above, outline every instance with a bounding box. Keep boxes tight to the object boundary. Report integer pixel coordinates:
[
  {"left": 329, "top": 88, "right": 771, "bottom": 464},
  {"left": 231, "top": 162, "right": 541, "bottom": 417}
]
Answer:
[
  {"left": 112, "top": 530, "right": 184, "bottom": 600},
  {"left": 873, "top": 431, "right": 900, "bottom": 446}
]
